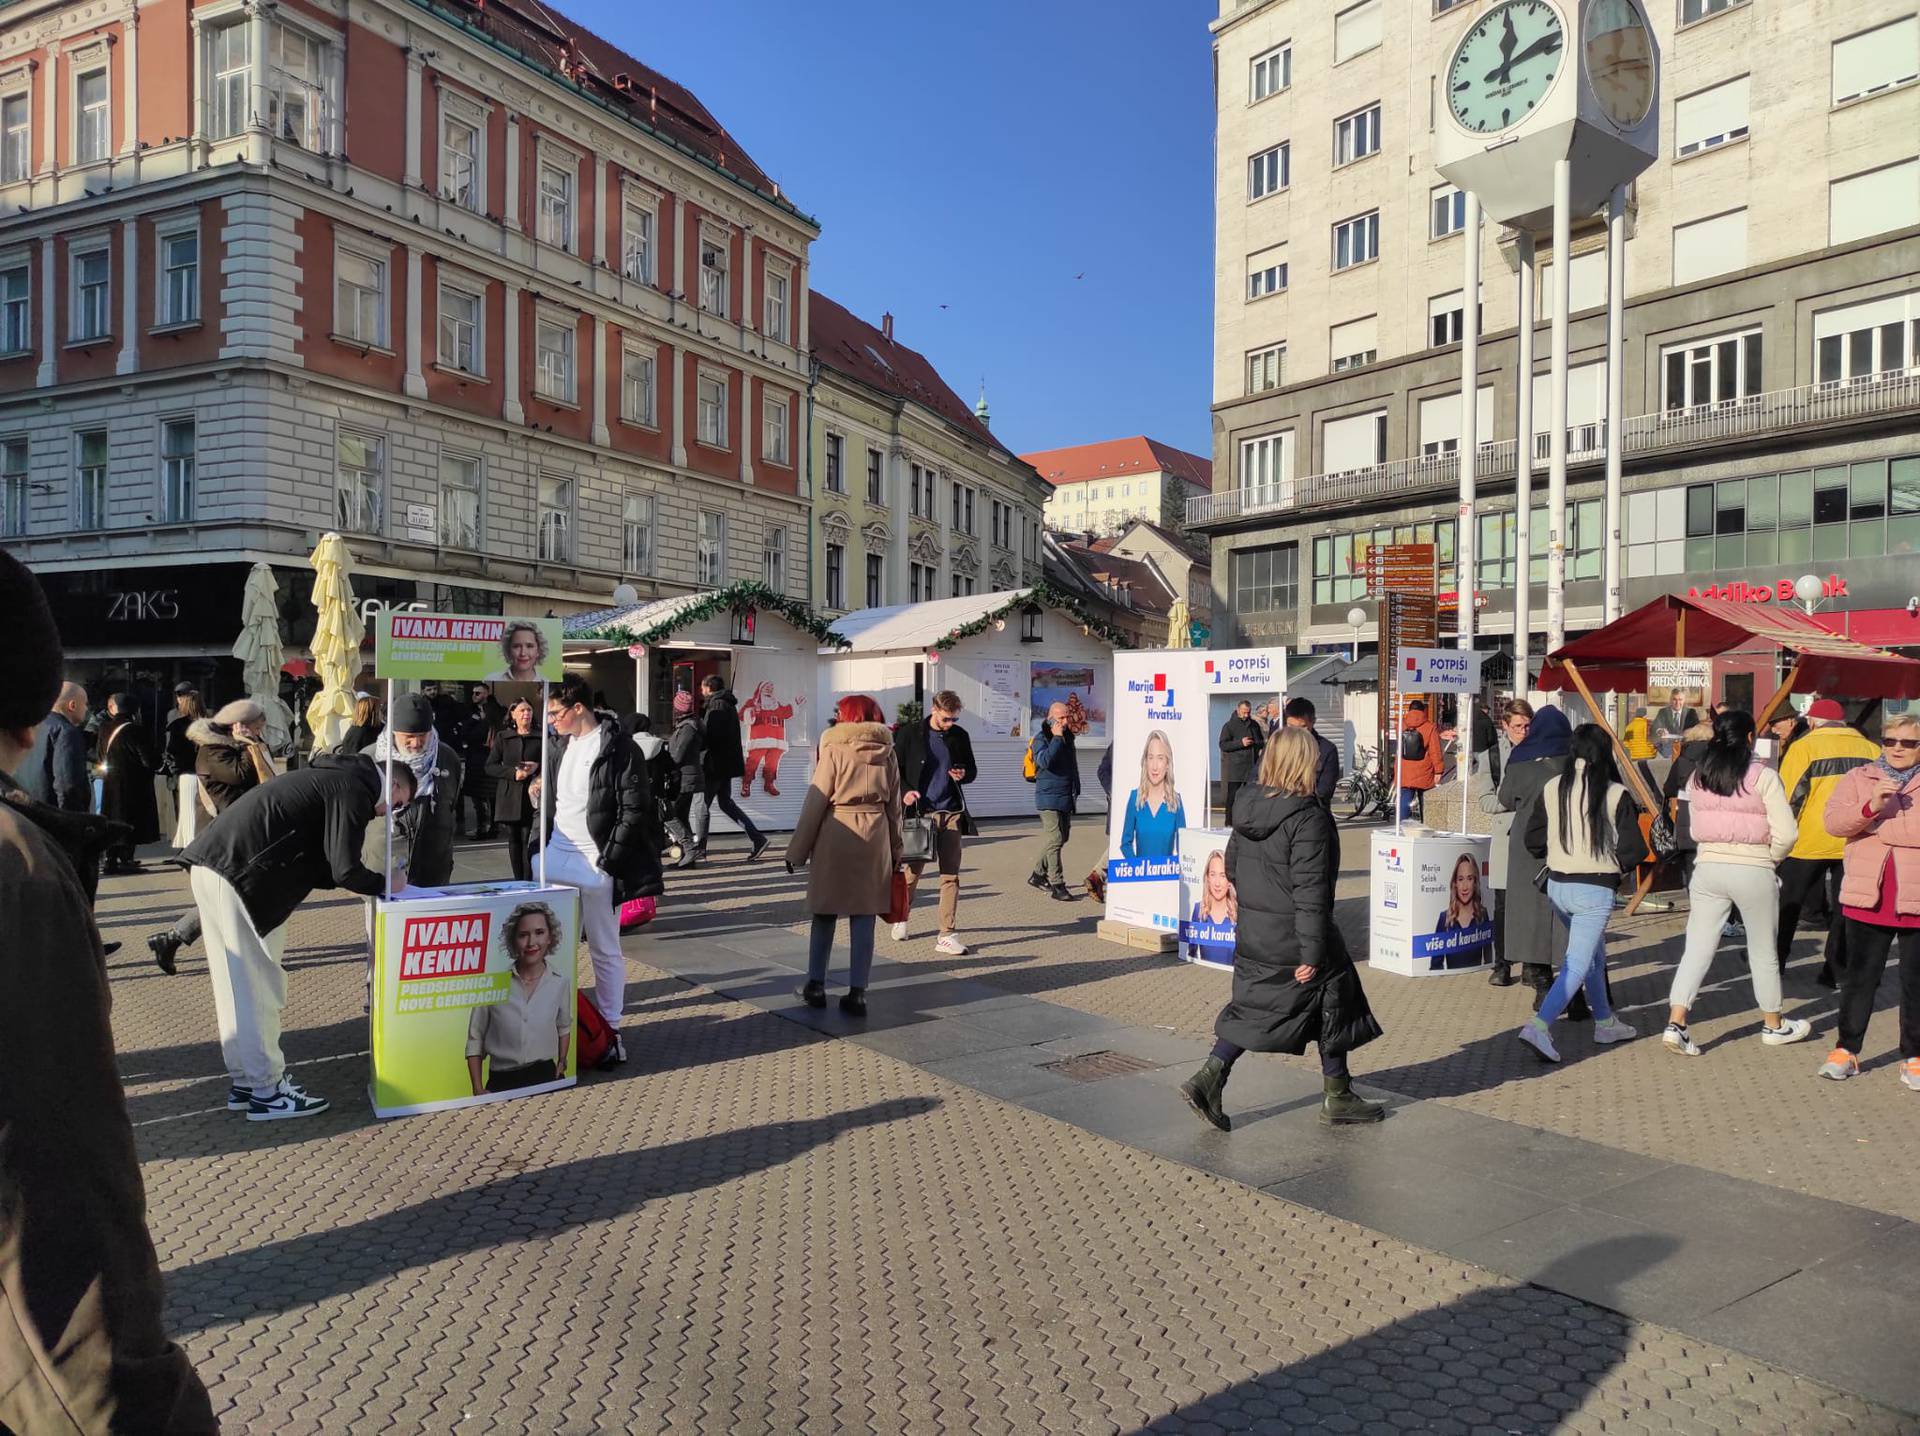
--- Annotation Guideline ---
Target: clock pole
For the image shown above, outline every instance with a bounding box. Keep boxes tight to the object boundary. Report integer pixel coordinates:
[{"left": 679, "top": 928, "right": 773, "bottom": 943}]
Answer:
[
  {"left": 1514, "top": 230, "right": 1536, "bottom": 694},
  {"left": 1458, "top": 189, "right": 1480, "bottom": 658},
  {"left": 1546, "top": 156, "right": 1572, "bottom": 662},
  {"left": 1604, "top": 184, "right": 1627, "bottom": 629}
]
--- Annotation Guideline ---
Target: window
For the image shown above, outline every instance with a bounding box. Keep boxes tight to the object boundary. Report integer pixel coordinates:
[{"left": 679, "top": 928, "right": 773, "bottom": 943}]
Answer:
[
  {"left": 1539, "top": 249, "right": 1608, "bottom": 319},
  {"left": 762, "top": 394, "right": 789, "bottom": 465},
  {"left": 910, "top": 462, "right": 930, "bottom": 516},
  {"left": 824, "top": 433, "right": 845, "bottom": 493},
  {"left": 909, "top": 561, "right": 935, "bottom": 602},
  {"left": 0, "top": 263, "right": 28, "bottom": 353},
  {"left": 0, "top": 438, "right": 24, "bottom": 537},
  {"left": 1669, "top": 461, "right": 1914, "bottom": 569},
  {"left": 991, "top": 498, "right": 1011, "bottom": 549},
  {"left": 439, "top": 452, "right": 482, "bottom": 550},
  {"left": 1, "top": 94, "right": 28, "bottom": 183},
  {"left": 1246, "top": 343, "right": 1285, "bottom": 394},
  {"left": 1662, "top": 329, "right": 1763, "bottom": 412},
  {"left": 621, "top": 348, "right": 656, "bottom": 425},
  {"left": 267, "top": 23, "right": 327, "bottom": 150},
  {"left": 440, "top": 111, "right": 482, "bottom": 210},
  {"left": 1246, "top": 244, "right": 1288, "bottom": 300},
  {"left": 437, "top": 281, "right": 482, "bottom": 374},
  {"left": 70, "top": 245, "right": 110, "bottom": 341},
  {"left": 1671, "top": 210, "right": 1747, "bottom": 285},
  {"left": 206, "top": 23, "right": 249, "bottom": 140},
  {"left": 1682, "top": 0, "right": 1742, "bottom": 22},
  {"left": 1314, "top": 520, "right": 1457, "bottom": 605},
  {"left": 953, "top": 485, "right": 975, "bottom": 535},
  {"left": 1334, "top": 104, "right": 1381, "bottom": 166},
  {"left": 620, "top": 194, "right": 654, "bottom": 282},
  {"left": 698, "top": 231, "right": 729, "bottom": 317},
  {"left": 1240, "top": 432, "right": 1293, "bottom": 496},
  {"left": 623, "top": 493, "right": 654, "bottom": 574},
  {"left": 1334, "top": 0, "right": 1382, "bottom": 62},
  {"left": 866, "top": 553, "right": 884, "bottom": 608},
  {"left": 1814, "top": 292, "right": 1920, "bottom": 388},
  {"left": 951, "top": 574, "right": 975, "bottom": 598},
  {"left": 825, "top": 542, "right": 846, "bottom": 608},
  {"left": 1529, "top": 361, "right": 1609, "bottom": 457},
  {"left": 74, "top": 430, "right": 107, "bottom": 529},
  {"left": 537, "top": 157, "right": 575, "bottom": 249},
  {"left": 1332, "top": 211, "right": 1379, "bottom": 271},
  {"left": 697, "top": 510, "right": 725, "bottom": 586},
  {"left": 1832, "top": 18, "right": 1918, "bottom": 106},
  {"left": 1232, "top": 543, "right": 1297, "bottom": 615},
  {"left": 1417, "top": 386, "right": 1492, "bottom": 455},
  {"left": 1830, "top": 160, "right": 1920, "bottom": 246},
  {"left": 1675, "top": 76, "right": 1750, "bottom": 156},
  {"left": 1330, "top": 314, "right": 1377, "bottom": 372},
  {"left": 75, "top": 68, "right": 109, "bottom": 165},
  {"left": 1249, "top": 143, "right": 1288, "bottom": 199},
  {"left": 159, "top": 419, "right": 194, "bottom": 523},
  {"left": 1324, "top": 410, "right": 1388, "bottom": 474},
  {"left": 763, "top": 526, "right": 788, "bottom": 592},
  {"left": 696, "top": 372, "right": 727, "bottom": 447},
  {"left": 157, "top": 228, "right": 199, "bottom": 326},
  {"left": 1251, "top": 43, "right": 1291, "bottom": 101},
  {"left": 867, "top": 448, "right": 884, "bottom": 503},
  {"left": 764, "top": 264, "right": 790, "bottom": 341},
  {"left": 537, "top": 474, "right": 572, "bottom": 562},
  {"left": 1428, "top": 288, "right": 1482, "bottom": 347},
  {"left": 335, "top": 247, "right": 386, "bottom": 346},
  {"left": 336, "top": 431, "right": 383, "bottom": 533},
  {"left": 920, "top": 465, "right": 935, "bottom": 515},
  {"left": 533, "top": 317, "right": 575, "bottom": 403},
  {"left": 1431, "top": 183, "right": 1466, "bottom": 239}
]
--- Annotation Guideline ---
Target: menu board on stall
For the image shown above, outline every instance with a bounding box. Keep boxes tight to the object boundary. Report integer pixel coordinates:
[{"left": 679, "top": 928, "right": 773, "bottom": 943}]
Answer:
[
  {"left": 374, "top": 612, "right": 565, "bottom": 683},
  {"left": 948, "top": 658, "right": 1024, "bottom": 738}
]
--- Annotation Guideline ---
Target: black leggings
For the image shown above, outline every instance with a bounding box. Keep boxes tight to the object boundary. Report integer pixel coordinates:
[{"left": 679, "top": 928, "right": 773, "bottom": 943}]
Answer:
[
  {"left": 504, "top": 820, "right": 534, "bottom": 881},
  {"left": 1211, "top": 1037, "right": 1349, "bottom": 1080}
]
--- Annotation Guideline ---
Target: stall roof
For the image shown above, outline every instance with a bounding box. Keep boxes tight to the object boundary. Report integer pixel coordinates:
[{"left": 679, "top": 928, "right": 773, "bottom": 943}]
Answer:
[
  {"left": 830, "top": 585, "right": 1136, "bottom": 654},
  {"left": 1538, "top": 593, "right": 1920, "bottom": 699},
  {"left": 564, "top": 582, "right": 846, "bottom": 648}
]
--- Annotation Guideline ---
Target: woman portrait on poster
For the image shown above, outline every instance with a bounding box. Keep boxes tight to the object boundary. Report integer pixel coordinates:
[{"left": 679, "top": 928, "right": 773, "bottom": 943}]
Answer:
[
  {"left": 466, "top": 901, "right": 571, "bottom": 1095},
  {"left": 488, "top": 621, "right": 549, "bottom": 684},
  {"left": 1432, "top": 852, "right": 1493, "bottom": 969},
  {"left": 1120, "top": 729, "right": 1186, "bottom": 859},
  {"left": 1186, "top": 848, "right": 1238, "bottom": 966}
]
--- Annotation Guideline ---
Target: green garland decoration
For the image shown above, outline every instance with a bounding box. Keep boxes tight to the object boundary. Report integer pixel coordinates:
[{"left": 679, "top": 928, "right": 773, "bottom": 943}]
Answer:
[
  {"left": 930, "top": 583, "right": 1136, "bottom": 652},
  {"left": 570, "top": 581, "right": 849, "bottom": 649}
]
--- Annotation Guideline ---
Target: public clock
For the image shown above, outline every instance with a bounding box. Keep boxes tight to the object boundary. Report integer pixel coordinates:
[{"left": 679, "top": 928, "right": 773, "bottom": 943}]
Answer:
[
  {"left": 1584, "top": 0, "right": 1655, "bottom": 129},
  {"left": 1447, "top": 0, "right": 1567, "bottom": 136}
]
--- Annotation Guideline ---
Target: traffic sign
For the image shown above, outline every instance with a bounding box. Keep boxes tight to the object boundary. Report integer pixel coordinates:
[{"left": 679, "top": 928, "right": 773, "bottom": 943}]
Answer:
[{"left": 1363, "top": 543, "right": 1436, "bottom": 597}]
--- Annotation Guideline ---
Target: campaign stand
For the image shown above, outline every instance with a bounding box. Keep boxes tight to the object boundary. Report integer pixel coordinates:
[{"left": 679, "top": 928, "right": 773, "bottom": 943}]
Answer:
[
  {"left": 1175, "top": 826, "right": 1236, "bottom": 971},
  {"left": 367, "top": 612, "right": 578, "bottom": 1118}
]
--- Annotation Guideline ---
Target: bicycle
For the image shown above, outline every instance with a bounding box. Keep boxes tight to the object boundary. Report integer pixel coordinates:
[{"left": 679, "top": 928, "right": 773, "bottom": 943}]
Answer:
[{"left": 1335, "top": 745, "right": 1394, "bottom": 822}]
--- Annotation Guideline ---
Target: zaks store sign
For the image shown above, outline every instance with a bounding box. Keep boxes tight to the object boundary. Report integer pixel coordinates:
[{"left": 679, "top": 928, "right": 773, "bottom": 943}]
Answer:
[{"left": 1687, "top": 574, "right": 1848, "bottom": 605}]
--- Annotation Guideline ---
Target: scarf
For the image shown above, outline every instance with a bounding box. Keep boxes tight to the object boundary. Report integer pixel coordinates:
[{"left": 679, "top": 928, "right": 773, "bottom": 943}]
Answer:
[
  {"left": 1867, "top": 753, "right": 1920, "bottom": 788},
  {"left": 1506, "top": 705, "right": 1571, "bottom": 766},
  {"left": 372, "top": 727, "right": 440, "bottom": 802}
]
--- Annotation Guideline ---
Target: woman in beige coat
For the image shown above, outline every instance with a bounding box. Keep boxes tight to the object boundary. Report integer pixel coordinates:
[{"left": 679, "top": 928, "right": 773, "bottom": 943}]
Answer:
[{"left": 785, "top": 695, "right": 904, "bottom": 1016}]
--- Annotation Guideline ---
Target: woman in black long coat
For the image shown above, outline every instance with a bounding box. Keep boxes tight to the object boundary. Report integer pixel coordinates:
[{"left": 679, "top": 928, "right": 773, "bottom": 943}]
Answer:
[
  {"left": 1180, "top": 727, "right": 1385, "bottom": 1131},
  {"left": 98, "top": 692, "right": 161, "bottom": 872},
  {"left": 485, "top": 697, "right": 545, "bottom": 881}
]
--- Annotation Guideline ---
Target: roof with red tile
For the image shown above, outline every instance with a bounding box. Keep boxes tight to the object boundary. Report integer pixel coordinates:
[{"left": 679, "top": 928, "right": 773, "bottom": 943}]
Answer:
[
  {"left": 809, "top": 294, "right": 1026, "bottom": 465},
  {"left": 1018, "top": 437, "right": 1213, "bottom": 493},
  {"left": 1053, "top": 544, "right": 1175, "bottom": 615}
]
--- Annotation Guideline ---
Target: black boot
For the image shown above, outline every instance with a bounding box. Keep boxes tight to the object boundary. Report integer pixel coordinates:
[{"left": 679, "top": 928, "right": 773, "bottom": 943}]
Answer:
[
  {"left": 147, "top": 930, "right": 182, "bottom": 976},
  {"left": 839, "top": 987, "right": 867, "bottom": 1017},
  {"left": 1179, "top": 1057, "right": 1231, "bottom": 1132},
  {"left": 1521, "top": 964, "right": 1552, "bottom": 1011},
  {"left": 1487, "top": 962, "right": 1515, "bottom": 987},
  {"left": 1321, "top": 1075, "right": 1386, "bottom": 1125},
  {"left": 1565, "top": 989, "right": 1593, "bottom": 1022},
  {"left": 798, "top": 979, "right": 826, "bottom": 1009}
]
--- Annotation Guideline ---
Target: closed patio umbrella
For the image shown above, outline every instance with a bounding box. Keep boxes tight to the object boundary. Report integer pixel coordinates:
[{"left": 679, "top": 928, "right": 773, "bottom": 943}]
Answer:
[
  {"left": 305, "top": 533, "right": 364, "bottom": 753},
  {"left": 233, "top": 561, "right": 297, "bottom": 754}
]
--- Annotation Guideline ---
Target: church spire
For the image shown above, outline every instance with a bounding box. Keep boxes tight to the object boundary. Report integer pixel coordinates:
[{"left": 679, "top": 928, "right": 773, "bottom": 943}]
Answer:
[{"left": 974, "top": 379, "right": 990, "bottom": 428}]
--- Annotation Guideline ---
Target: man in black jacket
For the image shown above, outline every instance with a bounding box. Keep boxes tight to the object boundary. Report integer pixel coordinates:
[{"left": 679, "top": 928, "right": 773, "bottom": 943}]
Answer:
[
  {"left": 182, "top": 752, "right": 413, "bottom": 1119},
  {"left": 893, "top": 689, "right": 978, "bottom": 954},
  {"left": 1218, "top": 699, "right": 1266, "bottom": 822},
  {"left": 1283, "top": 698, "right": 1342, "bottom": 811},
  {"left": 693, "top": 674, "right": 769, "bottom": 862},
  {"left": 19, "top": 681, "right": 91, "bottom": 813}
]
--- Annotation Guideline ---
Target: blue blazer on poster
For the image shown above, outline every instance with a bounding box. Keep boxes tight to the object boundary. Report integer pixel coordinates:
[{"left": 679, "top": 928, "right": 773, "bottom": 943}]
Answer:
[{"left": 1120, "top": 793, "right": 1186, "bottom": 859}]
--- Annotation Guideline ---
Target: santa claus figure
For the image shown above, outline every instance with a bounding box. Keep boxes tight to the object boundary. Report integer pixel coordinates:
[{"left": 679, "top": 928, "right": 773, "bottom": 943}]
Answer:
[{"left": 741, "top": 680, "right": 804, "bottom": 797}]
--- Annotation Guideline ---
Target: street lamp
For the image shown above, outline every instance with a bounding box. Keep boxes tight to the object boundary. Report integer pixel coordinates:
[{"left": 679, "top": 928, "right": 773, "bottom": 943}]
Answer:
[
  {"left": 1345, "top": 606, "right": 1367, "bottom": 664},
  {"left": 1793, "top": 574, "right": 1824, "bottom": 617}
]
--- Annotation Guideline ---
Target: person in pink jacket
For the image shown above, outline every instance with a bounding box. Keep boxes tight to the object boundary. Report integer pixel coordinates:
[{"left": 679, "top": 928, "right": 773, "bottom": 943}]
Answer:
[{"left": 1818, "top": 713, "right": 1920, "bottom": 1087}]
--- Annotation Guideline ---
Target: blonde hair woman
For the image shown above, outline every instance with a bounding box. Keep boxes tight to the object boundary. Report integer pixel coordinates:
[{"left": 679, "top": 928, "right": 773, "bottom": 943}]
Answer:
[
  {"left": 467, "top": 901, "right": 571, "bottom": 1094},
  {"left": 1120, "top": 729, "right": 1187, "bottom": 860},
  {"left": 1185, "top": 848, "right": 1239, "bottom": 967},
  {"left": 1180, "top": 728, "right": 1385, "bottom": 1130}
]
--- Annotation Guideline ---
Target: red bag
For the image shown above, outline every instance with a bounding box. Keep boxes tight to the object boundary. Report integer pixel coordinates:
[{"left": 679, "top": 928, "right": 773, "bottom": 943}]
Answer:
[
  {"left": 885, "top": 869, "right": 911, "bottom": 925},
  {"left": 618, "top": 896, "right": 657, "bottom": 933},
  {"left": 576, "top": 991, "right": 617, "bottom": 1071}
]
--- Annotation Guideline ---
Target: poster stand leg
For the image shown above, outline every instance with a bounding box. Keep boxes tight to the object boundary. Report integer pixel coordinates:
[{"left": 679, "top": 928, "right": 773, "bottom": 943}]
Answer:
[
  {"left": 383, "top": 677, "right": 395, "bottom": 901},
  {"left": 538, "top": 680, "right": 549, "bottom": 888},
  {"left": 1460, "top": 693, "right": 1473, "bottom": 838},
  {"left": 1393, "top": 676, "right": 1405, "bottom": 838}
]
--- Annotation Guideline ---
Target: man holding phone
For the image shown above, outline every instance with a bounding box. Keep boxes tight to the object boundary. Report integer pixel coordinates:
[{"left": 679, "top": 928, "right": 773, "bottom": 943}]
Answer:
[
  {"left": 892, "top": 690, "right": 977, "bottom": 953},
  {"left": 1029, "top": 701, "right": 1082, "bottom": 901}
]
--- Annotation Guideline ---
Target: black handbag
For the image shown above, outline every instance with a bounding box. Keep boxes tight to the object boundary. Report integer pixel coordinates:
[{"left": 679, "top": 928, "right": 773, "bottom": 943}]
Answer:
[{"left": 901, "top": 814, "right": 936, "bottom": 866}]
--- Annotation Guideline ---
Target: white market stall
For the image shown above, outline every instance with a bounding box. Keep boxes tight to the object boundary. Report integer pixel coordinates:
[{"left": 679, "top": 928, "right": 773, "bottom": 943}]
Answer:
[
  {"left": 563, "top": 582, "right": 844, "bottom": 834},
  {"left": 823, "top": 588, "right": 1129, "bottom": 819}
]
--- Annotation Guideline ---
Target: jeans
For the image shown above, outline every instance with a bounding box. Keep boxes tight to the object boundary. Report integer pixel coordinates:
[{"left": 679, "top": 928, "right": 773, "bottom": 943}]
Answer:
[
  {"left": 1539, "top": 878, "right": 1617, "bottom": 1024},
  {"left": 1836, "top": 919, "right": 1920, "bottom": 1059},
  {"left": 694, "top": 778, "right": 763, "bottom": 848},
  {"left": 1669, "top": 861, "right": 1783, "bottom": 1015},
  {"left": 808, "top": 913, "right": 876, "bottom": 988},
  {"left": 1398, "top": 787, "right": 1425, "bottom": 822},
  {"left": 1032, "top": 809, "right": 1072, "bottom": 885}
]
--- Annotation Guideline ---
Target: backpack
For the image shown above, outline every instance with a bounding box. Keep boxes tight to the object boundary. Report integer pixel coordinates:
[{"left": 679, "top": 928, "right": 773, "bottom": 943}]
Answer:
[
  {"left": 576, "top": 991, "right": 617, "bottom": 1071},
  {"left": 1022, "top": 739, "right": 1038, "bottom": 782},
  {"left": 1400, "top": 727, "right": 1427, "bottom": 763}
]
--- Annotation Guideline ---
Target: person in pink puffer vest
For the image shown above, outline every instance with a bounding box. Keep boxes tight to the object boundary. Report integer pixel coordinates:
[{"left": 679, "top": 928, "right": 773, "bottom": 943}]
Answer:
[
  {"left": 1663, "top": 710, "right": 1805, "bottom": 1057},
  {"left": 1816, "top": 713, "right": 1920, "bottom": 1087}
]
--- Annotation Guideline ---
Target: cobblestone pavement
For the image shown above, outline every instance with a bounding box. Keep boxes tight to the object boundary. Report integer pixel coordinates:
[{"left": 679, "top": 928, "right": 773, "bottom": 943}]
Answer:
[{"left": 96, "top": 841, "right": 1918, "bottom": 1434}]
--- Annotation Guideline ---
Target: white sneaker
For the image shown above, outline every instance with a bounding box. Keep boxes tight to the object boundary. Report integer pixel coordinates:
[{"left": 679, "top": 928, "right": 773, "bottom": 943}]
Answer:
[
  {"left": 246, "top": 1077, "right": 329, "bottom": 1122},
  {"left": 1759, "top": 1018, "right": 1813, "bottom": 1047},
  {"left": 889, "top": 921, "right": 909, "bottom": 942},
  {"left": 934, "top": 932, "right": 968, "bottom": 956},
  {"left": 1517, "top": 1020, "right": 1560, "bottom": 1063},
  {"left": 1593, "top": 1017, "right": 1638, "bottom": 1045},
  {"left": 1662, "top": 1023, "right": 1701, "bottom": 1057}
]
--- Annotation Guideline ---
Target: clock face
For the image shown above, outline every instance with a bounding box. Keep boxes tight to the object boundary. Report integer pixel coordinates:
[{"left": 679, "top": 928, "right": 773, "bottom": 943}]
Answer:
[
  {"left": 1584, "top": 0, "right": 1655, "bottom": 129},
  {"left": 1447, "top": 0, "right": 1566, "bottom": 136}
]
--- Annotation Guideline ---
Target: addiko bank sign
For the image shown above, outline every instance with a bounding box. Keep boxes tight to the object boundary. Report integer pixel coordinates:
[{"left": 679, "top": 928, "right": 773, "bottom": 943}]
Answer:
[{"left": 1685, "top": 574, "right": 1848, "bottom": 605}]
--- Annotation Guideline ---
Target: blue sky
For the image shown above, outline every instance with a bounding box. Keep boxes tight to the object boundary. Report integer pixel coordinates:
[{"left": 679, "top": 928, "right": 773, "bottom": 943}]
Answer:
[{"left": 566, "top": 0, "right": 1218, "bottom": 458}]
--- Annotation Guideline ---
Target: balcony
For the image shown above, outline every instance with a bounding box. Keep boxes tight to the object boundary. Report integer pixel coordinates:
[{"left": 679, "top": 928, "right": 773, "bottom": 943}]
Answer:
[{"left": 1191, "top": 369, "right": 1920, "bottom": 529}]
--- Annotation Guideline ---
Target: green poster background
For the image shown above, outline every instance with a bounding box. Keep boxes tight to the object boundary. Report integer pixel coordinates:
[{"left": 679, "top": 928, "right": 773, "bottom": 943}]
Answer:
[
  {"left": 374, "top": 611, "right": 565, "bottom": 683},
  {"left": 371, "top": 882, "right": 580, "bottom": 1118}
]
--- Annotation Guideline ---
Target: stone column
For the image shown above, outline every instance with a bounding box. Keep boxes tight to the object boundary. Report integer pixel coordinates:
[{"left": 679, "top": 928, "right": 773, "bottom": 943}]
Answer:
[
  {"left": 120, "top": 16, "right": 139, "bottom": 172},
  {"left": 591, "top": 156, "right": 606, "bottom": 266},
  {"left": 116, "top": 218, "right": 137, "bottom": 375},
  {"left": 503, "top": 115, "right": 521, "bottom": 232},
  {"left": 403, "top": 246, "right": 427, "bottom": 398},
  {"left": 591, "top": 316, "right": 610, "bottom": 447},
  {"left": 669, "top": 343, "right": 686, "bottom": 466},
  {"left": 246, "top": 2, "right": 269, "bottom": 166},
  {"left": 35, "top": 237, "right": 54, "bottom": 388},
  {"left": 402, "top": 48, "right": 424, "bottom": 189},
  {"left": 739, "top": 375, "right": 754, "bottom": 486},
  {"left": 502, "top": 281, "right": 524, "bottom": 424}
]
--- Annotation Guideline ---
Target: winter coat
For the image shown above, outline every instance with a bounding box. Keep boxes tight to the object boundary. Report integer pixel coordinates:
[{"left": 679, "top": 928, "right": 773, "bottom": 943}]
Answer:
[
  {"left": 632, "top": 729, "right": 676, "bottom": 807},
  {"left": 20, "top": 712, "right": 92, "bottom": 812},
  {"left": 359, "top": 740, "right": 462, "bottom": 888},
  {"left": 0, "top": 775, "right": 218, "bottom": 1435},
  {"left": 1030, "top": 728, "right": 1080, "bottom": 813},
  {"left": 0, "top": 773, "right": 124, "bottom": 909},
  {"left": 180, "top": 753, "right": 390, "bottom": 936},
  {"left": 1779, "top": 723, "right": 1879, "bottom": 861},
  {"left": 1496, "top": 756, "right": 1569, "bottom": 965},
  {"left": 1687, "top": 760, "right": 1795, "bottom": 866},
  {"left": 460, "top": 702, "right": 501, "bottom": 798},
  {"left": 1309, "top": 729, "right": 1341, "bottom": 809},
  {"left": 1217, "top": 714, "right": 1266, "bottom": 784},
  {"left": 1660, "top": 723, "right": 1716, "bottom": 851},
  {"left": 1213, "top": 788, "right": 1382, "bottom": 1057},
  {"left": 485, "top": 730, "right": 545, "bottom": 824},
  {"left": 785, "top": 721, "right": 904, "bottom": 917},
  {"left": 668, "top": 716, "right": 706, "bottom": 796},
  {"left": 190, "top": 717, "right": 271, "bottom": 814},
  {"left": 98, "top": 715, "right": 162, "bottom": 845},
  {"left": 549, "top": 715, "right": 665, "bottom": 901},
  {"left": 701, "top": 690, "right": 747, "bottom": 783},
  {"left": 163, "top": 711, "right": 197, "bottom": 778},
  {"left": 1826, "top": 763, "right": 1920, "bottom": 918},
  {"left": 1399, "top": 710, "right": 1444, "bottom": 791},
  {"left": 894, "top": 719, "right": 979, "bottom": 835},
  {"left": 1525, "top": 759, "right": 1649, "bottom": 889}
]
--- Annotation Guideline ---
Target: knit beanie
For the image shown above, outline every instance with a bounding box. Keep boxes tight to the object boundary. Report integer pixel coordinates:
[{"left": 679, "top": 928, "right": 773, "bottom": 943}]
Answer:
[
  {"left": 391, "top": 691, "right": 437, "bottom": 734},
  {"left": 672, "top": 690, "right": 695, "bottom": 716},
  {"left": 0, "top": 549, "right": 62, "bottom": 731}
]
